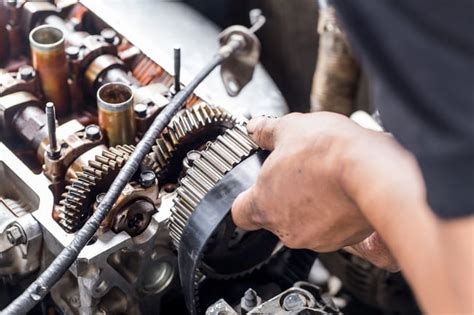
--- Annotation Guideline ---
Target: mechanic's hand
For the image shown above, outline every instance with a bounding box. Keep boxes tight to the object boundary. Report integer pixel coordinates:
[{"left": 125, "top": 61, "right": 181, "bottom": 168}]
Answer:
[{"left": 232, "top": 112, "right": 376, "bottom": 252}]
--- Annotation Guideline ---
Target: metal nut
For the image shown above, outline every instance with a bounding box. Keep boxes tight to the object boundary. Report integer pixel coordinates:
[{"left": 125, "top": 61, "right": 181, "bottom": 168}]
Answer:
[{"left": 6, "top": 224, "right": 26, "bottom": 245}]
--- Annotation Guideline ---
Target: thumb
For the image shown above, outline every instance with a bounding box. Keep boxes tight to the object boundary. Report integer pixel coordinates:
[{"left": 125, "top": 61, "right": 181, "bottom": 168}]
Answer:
[
  {"left": 246, "top": 116, "right": 280, "bottom": 151},
  {"left": 231, "top": 186, "right": 262, "bottom": 231}
]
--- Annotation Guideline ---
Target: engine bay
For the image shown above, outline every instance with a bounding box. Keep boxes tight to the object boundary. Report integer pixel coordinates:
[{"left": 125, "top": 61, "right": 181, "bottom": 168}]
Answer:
[{"left": 0, "top": 1, "right": 420, "bottom": 314}]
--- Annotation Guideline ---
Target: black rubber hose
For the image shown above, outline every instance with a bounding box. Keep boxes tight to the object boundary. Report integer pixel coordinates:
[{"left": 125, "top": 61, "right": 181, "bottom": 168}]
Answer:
[{"left": 1, "top": 53, "right": 225, "bottom": 315}]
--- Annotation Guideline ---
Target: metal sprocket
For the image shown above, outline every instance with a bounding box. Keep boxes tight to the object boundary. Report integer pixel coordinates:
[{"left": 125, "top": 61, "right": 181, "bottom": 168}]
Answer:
[{"left": 148, "top": 103, "right": 236, "bottom": 183}]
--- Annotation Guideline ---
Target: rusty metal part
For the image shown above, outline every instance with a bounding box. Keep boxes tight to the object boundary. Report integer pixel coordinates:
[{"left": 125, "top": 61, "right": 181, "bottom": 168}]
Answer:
[
  {"left": 64, "top": 144, "right": 107, "bottom": 183},
  {"left": 310, "top": 6, "right": 360, "bottom": 115},
  {"left": 58, "top": 144, "right": 158, "bottom": 233},
  {"left": 1, "top": 92, "right": 40, "bottom": 140},
  {"left": 40, "top": 119, "right": 104, "bottom": 200},
  {"left": 132, "top": 54, "right": 170, "bottom": 87},
  {"left": 0, "top": 67, "right": 41, "bottom": 97},
  {"left": 110, "top": 199, "right": 156, "bottom": 236},
  {"left": 43, "top": 14, "right": 134, "bottom": 95},
  {"left": 13, "top": 105, "right": 47, "bottom": 151},
  {"left": 149, "top": 103, "right": 237, "bottom": 183},
  {"left": 84, "top": 54, "right": 128, "bottom": 92},
  {"left": 97, "top": 82, "right": 136, "bottom": 146},
  {"left": 29, "top": 25, "right": 70, "bottom": 117}
]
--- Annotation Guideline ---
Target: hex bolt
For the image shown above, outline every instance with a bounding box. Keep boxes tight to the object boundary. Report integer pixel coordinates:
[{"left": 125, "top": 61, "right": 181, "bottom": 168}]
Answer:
[
  {"left": 182, "top": 150, "right": 202, "bottom": 171},
  {"left": 5, "top": 224, "right": 26, "bottom": 246},
  {"left": 18, "top": 65, "right": 35, "bottom": 80},
  {"left": 101, "top": 28, "right": 118, "bottom": 45},
  {"left": 187, "top": 150, "right": 201, "bottom": 165},
  {"left": 85, "top": 124, "right": 101, "bottom": 141},
  {"left": 45, "top": 102, "right": 61, "bottom": 160},
  {"left": 134, "top": 103, "right": 148, "bottom": 118},
  {"left": 139, "top": 170, "right": 156, "bottom": 188},
  {"left": 65, "top": 46, "right": 80, "bottom": 60},
  {"left": 244, "top": 289, "right": 258, "bottom": 308},
  {"left": 282, "top": 292, "right": 306, "bottom": 311}
]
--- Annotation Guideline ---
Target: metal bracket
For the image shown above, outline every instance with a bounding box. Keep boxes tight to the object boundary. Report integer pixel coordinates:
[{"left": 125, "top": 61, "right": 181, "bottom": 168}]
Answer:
[{"left": 218, "top": 26, "right": 261, "bottom": 97}]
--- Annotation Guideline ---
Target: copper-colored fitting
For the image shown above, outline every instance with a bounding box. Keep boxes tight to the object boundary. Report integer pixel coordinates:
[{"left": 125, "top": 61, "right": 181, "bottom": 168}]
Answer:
[
  {"left": 97, "top": 82, "right": 136, "bottom": 146},
  {"left": 29, "top": 25, "right": 70, "bottom": 117}
]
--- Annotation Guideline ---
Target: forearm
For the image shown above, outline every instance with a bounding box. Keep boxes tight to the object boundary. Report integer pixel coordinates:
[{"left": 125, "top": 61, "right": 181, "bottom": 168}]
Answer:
[{"left": 341, "top": 130, "right": 473, "bottom": 313}]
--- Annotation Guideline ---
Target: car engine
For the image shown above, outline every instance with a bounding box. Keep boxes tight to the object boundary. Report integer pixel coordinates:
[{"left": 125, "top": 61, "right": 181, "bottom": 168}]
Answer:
[{"left": 0, "top": 1, "right": 420, "bottom": 315}]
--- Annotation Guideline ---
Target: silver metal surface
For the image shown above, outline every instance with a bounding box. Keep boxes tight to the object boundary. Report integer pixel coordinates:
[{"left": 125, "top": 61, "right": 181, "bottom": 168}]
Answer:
[
  {"left": 80, "top": 0, "right": 288, "bottom": 117},
  {"left": 0, "top": 143, "right": 43, "bottom": 283}
]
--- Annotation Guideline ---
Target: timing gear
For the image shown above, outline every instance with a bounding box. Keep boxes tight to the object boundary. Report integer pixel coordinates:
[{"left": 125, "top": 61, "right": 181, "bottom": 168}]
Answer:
[
  {"left": 56, "top": 103, "right": 235, "bottom": 233},
  {"left": 57, "top": 144, "right": 154, "bottom": 233},
  {"left": 176, "top": 149, "right": 280, "bottom": 314},
  {"left": 148, "top": 103, "right": 236, "bottom": 183},
  {"left": 169, "top": 125, "right": 281, "bottom": 313},
  {"left": 169, "top": 124, "right": 258, "bottom": 249}
]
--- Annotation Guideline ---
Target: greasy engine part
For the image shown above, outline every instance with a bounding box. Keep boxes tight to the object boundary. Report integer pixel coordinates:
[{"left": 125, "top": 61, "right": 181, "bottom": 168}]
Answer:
[
  {"left": 0, "top": 65, "right": 41, "bottom": 97},
  {"left": 174, "top": 130, "right": 281, "bottom": 314},
  {"left": 1, "top": 91, "right": 41, "bottom": 141},
  {"left": 0, "top": 3, "right": 335, "bottom": 315},
  {"left": 310, "top": 4, "right": 360, "bottom": 115},
  {"left": 84, "top": 54, "right": 130, "bottom": 92},
  {"left": 149, "top": 102, "right": 237, "bottom": 183},
  {"left": 206, "top": 282, "right": 340, "bottom": 314},
  {"left": 57, "top": 144, "right": 157, "bottom": 233},
  {"left": 58, "top": 101, "right": 236, "bottom": 233},
  {"left": 37, "top": 115, "right": 105, "bottom": 201},
  {"left": 97, "top": 82, "right": 136, "bottom": 147},
  {"left": 319, "top": 251, "right": 420, "bottom": 313},
  {"left": 29, "top": 25, "right": 70, "bottom": 117}
]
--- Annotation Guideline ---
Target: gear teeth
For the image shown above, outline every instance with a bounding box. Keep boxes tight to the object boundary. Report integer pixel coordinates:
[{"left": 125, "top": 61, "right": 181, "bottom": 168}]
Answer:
[
  {"left": 168, "top": 125, "right": 257, "bottom": 250},
  {"left": 148, "top": 103, "right": 236, "bottom": 180},
  {"left": 56, "top": 144, "right": 156, "bottom": 233}
]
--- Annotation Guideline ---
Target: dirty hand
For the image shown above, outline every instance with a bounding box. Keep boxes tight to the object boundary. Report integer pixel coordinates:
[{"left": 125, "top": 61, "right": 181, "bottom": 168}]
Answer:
[
  {"left": 231, "top": 112, "right": 409, "bottom": 266},
  {"left": 232, "top": 112, "right": 375, "bottom": 252}
]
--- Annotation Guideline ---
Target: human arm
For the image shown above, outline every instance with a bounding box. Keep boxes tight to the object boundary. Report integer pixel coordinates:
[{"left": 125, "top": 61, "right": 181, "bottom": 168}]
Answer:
[{"left": 231, "top": 113, "right": 474, "bottom": 313}]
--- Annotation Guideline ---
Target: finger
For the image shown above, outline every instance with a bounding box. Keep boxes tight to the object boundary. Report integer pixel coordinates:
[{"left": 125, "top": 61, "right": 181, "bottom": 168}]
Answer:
[
  {"left": 246, "top": 116, "right": 280, "bottom": 150},
  {"left": 344, "top": 233, "right": 400, "bottom": 272},
  {"left": 231, "top": 187, "right": 263, "bottom": 231}
]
